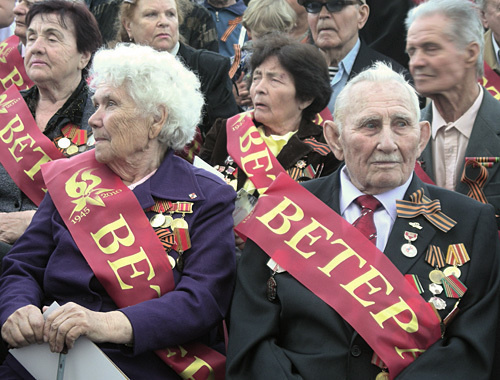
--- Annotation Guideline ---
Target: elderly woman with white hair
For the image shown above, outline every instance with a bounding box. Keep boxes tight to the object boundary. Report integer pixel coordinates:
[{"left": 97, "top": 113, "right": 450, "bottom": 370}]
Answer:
[{"left": 0, "top": 43, "right": 236, "bottom": 380}]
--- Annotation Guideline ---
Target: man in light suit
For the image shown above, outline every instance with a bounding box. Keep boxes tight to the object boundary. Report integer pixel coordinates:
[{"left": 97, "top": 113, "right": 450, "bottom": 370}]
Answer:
[
  {"left": 406, "top": 0, "right": 500, "bottom": 224},
  {"left": 226, "top": 61, "right": 500, "bottom": 379}
]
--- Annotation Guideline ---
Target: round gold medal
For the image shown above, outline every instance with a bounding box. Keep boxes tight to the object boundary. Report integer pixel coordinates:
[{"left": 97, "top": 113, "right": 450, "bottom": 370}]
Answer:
[
  {"left": 429, "top": 269, "right": 445, "bottom": 284},
  {"left": 443, "top": 266, "right": 461, "bottom": 278},
  {"left": 375, "top": 372, "right": 389, "bottom": 380},
  {"left": 58, "top": 137, "right": 71, "bottom": 149},
  {"left": 66, "top": 144, "right": 79, "bottom": 156},
  {"left": 150, "top": 213, "right": 166, "bottom": 228},
  {"left": 161, "top": 215, "right": 173, "bottom": 228},
  {"left": 171, "top": 217, "right": 188, "bottom": 230}
]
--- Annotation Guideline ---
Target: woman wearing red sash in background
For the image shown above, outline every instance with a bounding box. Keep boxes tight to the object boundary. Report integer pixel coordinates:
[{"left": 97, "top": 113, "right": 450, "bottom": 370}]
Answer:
[
  {"left": 0, "top": 1, "right": 102, "bottom": 258},
  {"left": 0, "top": 42, "right": 236, "bottom": 379},
  {"left": 200, "top": 33, "right": 341, "bottom": 249}
]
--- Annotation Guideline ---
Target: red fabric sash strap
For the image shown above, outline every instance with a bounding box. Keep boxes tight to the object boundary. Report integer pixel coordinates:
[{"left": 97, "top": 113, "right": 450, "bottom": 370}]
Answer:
[
  {"left": 236, "top": 174, "right": 442, "bottom": 379},
  {"left": 0, "top": 35, "right": 33, "bottom": 91},
  {"left": 41, "top": 150, "right": 225, "bottom": 380},
  {"left": 227, "top": 113, "right": 441, "bottom": 379},
  {"left": 481, "top": 62, "right": 500, "bottom": 100},
  {"left": 0, "top": 85, "right": 63, "bottom": 205}
]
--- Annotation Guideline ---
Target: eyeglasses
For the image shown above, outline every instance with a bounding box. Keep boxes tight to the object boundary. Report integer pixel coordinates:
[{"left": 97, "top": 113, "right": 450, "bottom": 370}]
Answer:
[{"left": 304, "top": 0, "right": 362, "bottom": 14}]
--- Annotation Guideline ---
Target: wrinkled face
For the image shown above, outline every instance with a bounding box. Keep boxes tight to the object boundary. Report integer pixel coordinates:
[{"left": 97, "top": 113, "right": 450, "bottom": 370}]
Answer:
[
  {"left": 325, "top": 82, "right": 430, "bottom": 194},
  {"left": 13, "top": 0, "right": 42, "bottom": 44},
  {"left": 125, "top": 0, "right": 179, "bottom": 52},
  {"left": 25, "top": 13, "right": 90, "bottom": 86},
  {"left": 482, "top": 0, "right": 500, "bottom": 43},
  {"left": 89, "top": 83, "right": 153, "bottom": 165},
  {"left": 307, "top": 2, "right": 368, "bottom": 52},
  {"left": 250, "top": 56, "right": 309, "bottom": 133},
  {"left": 406, "top": 14, "right": 473, "bottom": 98}
]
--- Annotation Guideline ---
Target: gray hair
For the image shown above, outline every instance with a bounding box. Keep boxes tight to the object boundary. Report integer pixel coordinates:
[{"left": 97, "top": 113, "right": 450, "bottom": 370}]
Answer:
[
  {"left": 405, "top": 0, "right": 484, "bottom": 77},
  {"left": 334, "top": 61, "right": 420, "bottom": 130},
  {"left": 89, "top": 43, "right": 204, "bottom": 151}
]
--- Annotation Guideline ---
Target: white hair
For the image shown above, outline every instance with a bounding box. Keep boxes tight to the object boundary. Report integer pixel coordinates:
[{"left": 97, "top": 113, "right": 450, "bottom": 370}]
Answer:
[
  {"left": 90, "top": 43, "right": 204, "bottom": 151},
  {"left": 405, "top": 0, "right": 484, "bottom": 77},
  {"left": 334, "top": 61, "right": 420, "bottom": 130}
]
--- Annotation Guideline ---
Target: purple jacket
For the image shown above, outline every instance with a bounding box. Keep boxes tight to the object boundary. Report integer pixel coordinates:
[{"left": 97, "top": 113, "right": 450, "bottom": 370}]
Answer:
[{"left": 0, "top": 150, "right": 237, "bottom": 379}]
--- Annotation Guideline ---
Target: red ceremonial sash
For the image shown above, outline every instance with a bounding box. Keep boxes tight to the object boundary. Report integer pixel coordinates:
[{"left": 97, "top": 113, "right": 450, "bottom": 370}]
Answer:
[
  {"left": 235, "top": 173, "right": 442, "bottom": 379},
  {"left": 0, "top": 35, "right": 33, "bottom": 91},
  {"left": 312, "top": 107, "right": 333, "bottom": 127},
  {"left": 0, "top": 85, "right": 63, "bottom": 205},
  {"left": 227, "top": 113, "right": 441, "bottom": 378},
  {"left": 41, "top": 150, "right": 226, "bottom": 380},
  {"left": 480, "top": 62, "right": 500, "bottom": 101},
  {"left": 226, "top": 112, "right": 287, "bottom": 194}
]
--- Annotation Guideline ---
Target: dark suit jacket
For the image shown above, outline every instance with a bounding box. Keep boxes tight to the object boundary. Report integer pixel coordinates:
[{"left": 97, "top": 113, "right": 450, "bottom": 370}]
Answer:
[
  {"left": 419, "top": 89, "right": 500, "bottom": 222},
  {"left": 349, "top": 40, "right": 410, "bottom": 82},
  {"left": 177, "top": 43, "right": 239, "bottom": 136},
  {"left": 226, "top": 169, "right": 500, "bottom": 379}
]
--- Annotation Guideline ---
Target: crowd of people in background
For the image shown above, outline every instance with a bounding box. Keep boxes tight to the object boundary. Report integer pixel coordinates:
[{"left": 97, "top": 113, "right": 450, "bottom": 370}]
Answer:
[{"left": 0, "top": 0, "right": 499, "bottom": 379}]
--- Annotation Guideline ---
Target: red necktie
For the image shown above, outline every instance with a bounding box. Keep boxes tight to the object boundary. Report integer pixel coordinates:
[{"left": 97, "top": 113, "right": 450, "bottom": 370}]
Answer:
[{"left": 353, "top": 195, "right": 381, "bottom": 245}]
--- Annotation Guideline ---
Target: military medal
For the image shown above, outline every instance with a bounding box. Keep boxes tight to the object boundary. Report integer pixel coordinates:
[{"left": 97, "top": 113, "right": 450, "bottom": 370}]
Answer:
[
  {"left": 429, "top": 269, "right": 445, "bottom": 284},
  {"left": 78, "top": 145, "right": 88, "bottom": 153},
  {"left": 173, "top": 227, "right": 191, "bottom": 273},
  {"left": 161, "top": 214, "right": 173, "bottom": 228},
  {"left": 87, "top": 134, "right": 95, "bottom": 146},
  {"left": 401, "top": 231, "right": 418, "bottom": 258},
  {"left": 409, "top": 221, "right": 422, "bottom": 230},
  {"left": 171, "top": 217, "right": 188, "bottom": 230},
  {"left": 267, "top": 273, "right": 277, "bottom": 302},
  {"left": 375, "top": 372, "right": 389, "bottom": 380},
  {"left": 441, "top": 275, "right": 467, "bottom": 299},
  {"left": 446, "top": 244, "right": 470, "bottom": 267},
  {"left": 429, "top": 282, "right": 443, "bottom": 295},
  {"left": 429, "top": 296, "right": 446, "bottom": 310},
  {"left": 66, "top": 144, "right": 79, "bottom": 156},
  {"left": 58, "top": 137, "right": 71, "bottom": 149},
  {"left": 443, "top": 265, "right": 461, "bottom": 279},
  {"left": 167, "top": 255, "right": 176, "bottom": 269},
  {"left": 150, "top": 213, "right": 166, "bottom": 228}
]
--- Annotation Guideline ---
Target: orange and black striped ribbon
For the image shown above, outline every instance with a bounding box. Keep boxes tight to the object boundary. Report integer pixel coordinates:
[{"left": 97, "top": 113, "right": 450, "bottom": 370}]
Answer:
[
  {"left": 229, "top": 44, "right": 241, "bottom": 80},
  {"left": 287, "top": 167, "right": 301, "bottom": 181},
  {"left": 460, "top": 159, "right": 488, "bottom": 204},
  {"left": 155, "top": 227, "right": 176, "bottom": 251},
  {"left": 303, "top": 138, "right": 331, "bottom": 156},
  {"left": 396, "top": 188, "right": 457, "bottom": 232},
  {"left": 425, "top": 245, "right": 445, "bottom": 268},
  {"left": 221, "top": 16, "right": 242, "bottom": 42}
]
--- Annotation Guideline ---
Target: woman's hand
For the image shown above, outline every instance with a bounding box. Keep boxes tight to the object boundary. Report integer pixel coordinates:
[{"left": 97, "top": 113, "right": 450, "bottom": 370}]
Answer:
[
  {"left": 0, "top": 210, "right": 36, "bottom": 244},
  {"left": 1, "top": 305, "right": 45, "bottom": 348},
  {"left": 42, "top": 302, "right": 133, "bottom": 353}
]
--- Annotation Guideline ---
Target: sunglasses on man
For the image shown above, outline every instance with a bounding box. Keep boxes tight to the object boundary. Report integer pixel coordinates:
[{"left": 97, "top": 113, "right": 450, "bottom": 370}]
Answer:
[{"left": 303, "top": 0, "right": 364, "bottom": 14}]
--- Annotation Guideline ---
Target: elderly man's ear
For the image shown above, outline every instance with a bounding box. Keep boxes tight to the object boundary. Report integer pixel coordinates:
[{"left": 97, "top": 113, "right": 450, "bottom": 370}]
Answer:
[
  {"left": 417, "top": 120, "right": 431, "bottom": 156},
  {"left": 324, "top": 120, "right": 344, "bottom": 161}
]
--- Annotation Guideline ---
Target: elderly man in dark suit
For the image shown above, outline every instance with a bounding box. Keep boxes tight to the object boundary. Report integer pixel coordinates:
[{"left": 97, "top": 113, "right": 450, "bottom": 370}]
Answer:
[
  {"left": 297, "top": 0, "right": 409, "bottom": 113},
  {"left": 406, "top": 0, "right": 500, "bottom": 226},
  {"left": 226, "top": 61, "right": 500, "bottom": 379}
]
